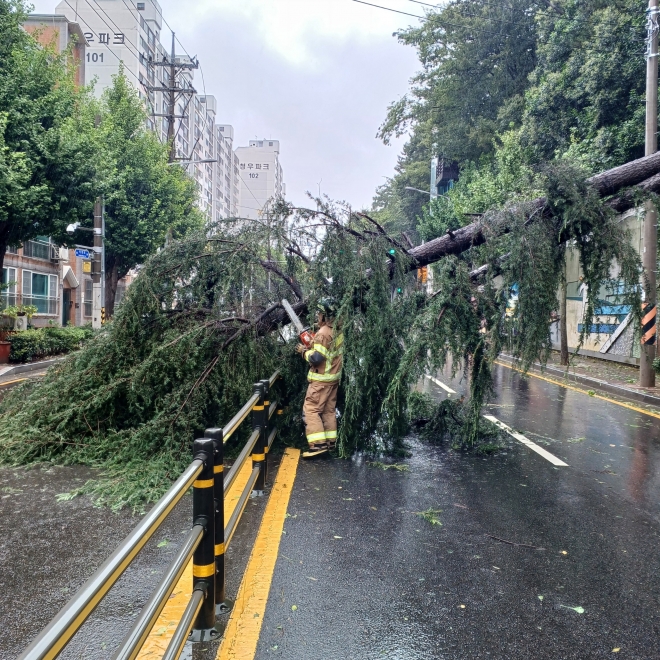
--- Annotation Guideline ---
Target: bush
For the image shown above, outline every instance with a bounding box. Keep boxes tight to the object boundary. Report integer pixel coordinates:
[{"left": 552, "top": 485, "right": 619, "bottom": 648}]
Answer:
[{"left": 9, "top": 326, "right": 94, "bottom": 363}]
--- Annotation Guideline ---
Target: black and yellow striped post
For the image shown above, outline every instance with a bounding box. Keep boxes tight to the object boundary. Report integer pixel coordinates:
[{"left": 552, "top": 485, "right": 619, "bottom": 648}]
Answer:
[
  {"left": 204, "top": 427, "right": 231, "bottom": 616},
  {"left": 642, "top": 302, "right": 657, "bottom": 347},
  {"left": 191, "top": 437, "right": 217, "bottom": 638},
  {"left": 251, "top": 382, "right": 266, "bottom": 496},
  {"left": 260, "top": 378, "right": 271, "bottom": 486}
]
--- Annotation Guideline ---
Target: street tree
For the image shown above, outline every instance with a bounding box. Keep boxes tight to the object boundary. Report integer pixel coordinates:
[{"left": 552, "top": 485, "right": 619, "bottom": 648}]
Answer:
[
  {"left": 0, "top": 0, "right": 96, "bottom": 277},
  {"left": 96, "top": 71, "right": 205, "bottom": 316}
]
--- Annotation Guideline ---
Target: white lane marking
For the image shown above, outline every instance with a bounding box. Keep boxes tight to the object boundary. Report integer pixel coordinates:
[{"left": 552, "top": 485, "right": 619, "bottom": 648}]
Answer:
[
  {"left": 426, "top": 374, "right": 457, "bottom": 395},
  {"left": 483, "top": 415, "right": 569, "bottom": 467}
]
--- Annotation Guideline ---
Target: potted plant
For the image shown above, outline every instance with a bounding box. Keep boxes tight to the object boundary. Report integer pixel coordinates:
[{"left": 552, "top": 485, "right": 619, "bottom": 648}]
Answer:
[
  {"left": 22, "top": 305, "right": 38, "bottom": 329},
  {"left": 0, "top": 306, "right": 18, "bottom": 364}
]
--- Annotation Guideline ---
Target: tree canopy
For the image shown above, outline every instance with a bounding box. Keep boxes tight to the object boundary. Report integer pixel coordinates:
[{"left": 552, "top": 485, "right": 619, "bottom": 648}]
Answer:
[
  {"left": 94, "top": 71, "right": 205, "bottom": 315},
  {"left": 0, "top": 0, "right": 95, "bottom": 274},
  {"left": 375, "top": 0, "right": 649, "bottom": 236}
]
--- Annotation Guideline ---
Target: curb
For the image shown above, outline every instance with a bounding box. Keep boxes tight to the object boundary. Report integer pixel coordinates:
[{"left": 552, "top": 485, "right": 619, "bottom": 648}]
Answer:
[
  {"left": 498, "top": 354, "right": 660, "bottom": 408},
  {"left": 0, "top": 357, "right": 62, "bottom": 379}
]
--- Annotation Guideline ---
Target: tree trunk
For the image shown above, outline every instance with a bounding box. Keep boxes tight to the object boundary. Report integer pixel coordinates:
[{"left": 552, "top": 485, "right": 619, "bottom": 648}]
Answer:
[
  {"left": 406, "top": 161, "right": 660, "bottom": 272},
  {"left": 587, "top": 150, "right": 660, "bottom": 197},
  {"left": 105, "top": 258, "right": 119, "bottom": 318},
  {"left": 259, "top": 152, "right": 660, "bottom": 335},
  {"left": 0, "top": 240, "right": 6, "bottom": 284},
  {"left": 560, "top": 274, "right": 569, "bottom": 367}
]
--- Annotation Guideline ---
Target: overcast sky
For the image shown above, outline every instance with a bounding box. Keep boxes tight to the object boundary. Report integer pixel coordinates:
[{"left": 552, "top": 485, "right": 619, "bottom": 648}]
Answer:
[{"left": 31, "top": 0, "right": 423, "bottom": 209}]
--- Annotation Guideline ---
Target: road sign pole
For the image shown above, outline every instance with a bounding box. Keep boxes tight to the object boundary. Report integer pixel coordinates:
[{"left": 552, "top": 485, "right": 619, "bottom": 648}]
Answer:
[{"left": 92, "top": 197, "right": 103, "bottom": 330}]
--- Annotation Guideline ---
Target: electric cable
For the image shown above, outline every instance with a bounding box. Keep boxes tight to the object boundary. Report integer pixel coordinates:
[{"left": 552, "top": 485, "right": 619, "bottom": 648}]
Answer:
[{"left": 352, "top": 0, "right": 512, "bottom": 35}]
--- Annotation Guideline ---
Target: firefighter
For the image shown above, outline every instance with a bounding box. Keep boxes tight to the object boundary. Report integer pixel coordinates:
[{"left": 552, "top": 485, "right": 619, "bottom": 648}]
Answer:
[{"left": 296, "top": 298, "right": 343, "bottom": 456}]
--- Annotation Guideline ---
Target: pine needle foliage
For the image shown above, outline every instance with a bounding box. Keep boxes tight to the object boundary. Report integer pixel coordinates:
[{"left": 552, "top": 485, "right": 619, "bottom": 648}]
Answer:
[{"left": 0, "top": 164, "right": 644, "bottom": 507}]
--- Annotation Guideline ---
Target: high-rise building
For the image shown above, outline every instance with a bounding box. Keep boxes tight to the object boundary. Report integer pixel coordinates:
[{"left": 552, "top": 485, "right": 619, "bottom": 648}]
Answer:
[
  {"left": 235, "top": 140, "right": 285, "bottom": 220},
  {"left": 54, "top": 0, "right": 239, "bottom": 221},
  {"left": 215, "top": 125, "right": 241, "bottom": 220}
]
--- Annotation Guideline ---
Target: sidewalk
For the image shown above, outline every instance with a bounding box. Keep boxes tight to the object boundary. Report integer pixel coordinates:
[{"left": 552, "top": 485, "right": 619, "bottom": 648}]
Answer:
[
  {"left": 0, "top": 357, "right": 59, "bottom": 390},
  {"left": 499, "top": 350, "right": 660, "bottom": 409}
]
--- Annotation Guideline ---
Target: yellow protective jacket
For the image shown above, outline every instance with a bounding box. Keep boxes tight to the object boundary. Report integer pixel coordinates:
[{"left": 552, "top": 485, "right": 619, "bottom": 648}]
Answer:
[{"left": 304, "top": 323, "right": 343, "bottom": 384}]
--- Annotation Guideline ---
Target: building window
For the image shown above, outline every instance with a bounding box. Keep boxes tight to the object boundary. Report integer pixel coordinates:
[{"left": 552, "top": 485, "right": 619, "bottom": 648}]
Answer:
[
  {"left": 1, "top": 267, "right": 17, "bottom": 310},
  {"left": 137, "top": 2, "right": 145, "bottom": 10},
  {"left": 84, "top": 279, "right": 93, "bottom": 317},
  {"left": 5, "top": 245, "right": 17, "bottom": 254},
  {"left": 22, "top": 270, "right": 58, "bottom": 315},
  {"left": 22, "top": 237, "right": 52, "bottom": 260}
]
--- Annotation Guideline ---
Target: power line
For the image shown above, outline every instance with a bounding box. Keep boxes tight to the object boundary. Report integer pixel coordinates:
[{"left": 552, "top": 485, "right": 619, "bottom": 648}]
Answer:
[
  {"left": 352, "top": 0, "right": 512, "bottom": 36},
  {"left": 353, "top": 0, "right": 424, "bottom": 20},
  {"left": 408, "top": 0, "right": 533, "bottom": 29}
]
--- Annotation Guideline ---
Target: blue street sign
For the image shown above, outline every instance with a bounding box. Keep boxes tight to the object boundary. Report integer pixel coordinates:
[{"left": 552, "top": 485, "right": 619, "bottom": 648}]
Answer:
[{"left": 75, "top": 248, "right": 91, "bottom": 259}]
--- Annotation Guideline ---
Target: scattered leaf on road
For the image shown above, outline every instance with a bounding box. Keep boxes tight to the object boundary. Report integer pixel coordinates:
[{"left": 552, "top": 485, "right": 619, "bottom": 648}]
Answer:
[
  {"left": 560, "top": 605, "right": 585, "bottom": 614},
  {"left": 612, "top": 648, "right": 620, "bottom": 653},
  {"left": 291, "top": 605, "right": 298, "bottom": 611},
  {"left": 368, "top": 461, "right": 410, "bottom": 472},
  {"left": 157, "top": 539, "right": 169, "bottom": 548},
  {"left": 538, "top": 596, "right": 543, "bottom": 601},
  {"left": 416, "top": 508, "right": 442, "bottom": 526},
  {"left": 561, "top": 550, "right": 568, "bottom": 555},
  {"left": 333, "top": 535, "right": 342, "bottom": 539}
]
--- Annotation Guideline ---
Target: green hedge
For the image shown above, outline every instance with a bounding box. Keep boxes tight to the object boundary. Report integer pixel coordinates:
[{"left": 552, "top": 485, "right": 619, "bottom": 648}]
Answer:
[{"left": 9, "top": 326, "right": 94, "bottom": 363}]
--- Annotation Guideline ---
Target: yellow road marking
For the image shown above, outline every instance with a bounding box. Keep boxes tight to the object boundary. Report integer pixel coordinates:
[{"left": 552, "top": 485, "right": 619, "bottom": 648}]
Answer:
[
  {"left": 216, "top": 448, "right": 300, "bottom": 660},
  {"left": 494, "top": 360, "right": 660, "bottom": 420},
  {"left": 136, "top": 457, "right": 256, "bottom": 659},
  {"left": 0, "top": 378, "right": 28, "bottom": 387}
]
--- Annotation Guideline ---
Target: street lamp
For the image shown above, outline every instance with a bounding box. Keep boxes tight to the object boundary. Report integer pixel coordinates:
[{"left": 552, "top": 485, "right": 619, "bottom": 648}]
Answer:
[
  {"left": 404, "top": 186, "right": 449, "bottom": 199},
  {"left": 404, "top": 186, "right": 432, "bottom": 196},
  {"left": 67, "top": 208, "right": 105, "bottom": 330}
]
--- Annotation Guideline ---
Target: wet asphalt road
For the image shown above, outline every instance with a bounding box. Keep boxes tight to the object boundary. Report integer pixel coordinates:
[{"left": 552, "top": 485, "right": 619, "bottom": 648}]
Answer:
[
  {"left": 3, "top": 363, "right": 660, "bottom": 659},
  {"left": 255, "top": 365, "right": 660, "bottom": 660},
  {"left": 0, "top": 462, "right": 273, "bottom": 659}
]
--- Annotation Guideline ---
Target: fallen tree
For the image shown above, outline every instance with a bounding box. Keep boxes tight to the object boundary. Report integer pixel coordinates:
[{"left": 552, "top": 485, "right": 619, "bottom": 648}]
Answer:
[{"left": 0, "top": 160, "right": 654, "bottom": 508}]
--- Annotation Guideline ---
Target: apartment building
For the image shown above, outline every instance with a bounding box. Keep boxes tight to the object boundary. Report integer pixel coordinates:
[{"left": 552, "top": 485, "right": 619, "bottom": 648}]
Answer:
[
  {"left": 215, "top": 125, "right": 241, "bottom": 220},
  {"left": 235, "top": 140, "right": 285, "bottom": 220},
  {"left": 54, "top": 0, "right": 240, "bottom": 221}
]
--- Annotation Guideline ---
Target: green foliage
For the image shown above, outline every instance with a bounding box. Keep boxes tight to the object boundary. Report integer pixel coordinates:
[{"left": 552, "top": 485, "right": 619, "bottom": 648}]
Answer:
[
  {"left": 379, "top": 0, "right": 539, "bottom": 162},
  {"left": 375, "top": 0, "right": 648, "bottom": 232},
  {"left": 0, "top": 227, "right": 304, "bottom": 509},
  {"left": 96, "top": 71, "right": 205, "bottom": 313},
  {"left": 0, "top": 0, "right": 96, "bottom": 270},
  {"left": 0, "top": 163, "right": 643, "bottom": 508},
  {"left": 9, "top": 326, "right": 94, "bottom": 363},
  {"left": 521, "top": 0, "right": 646, "bottom": 170},
  {"left": 417, "top": 131, "right": 541, "bottom": 241}
]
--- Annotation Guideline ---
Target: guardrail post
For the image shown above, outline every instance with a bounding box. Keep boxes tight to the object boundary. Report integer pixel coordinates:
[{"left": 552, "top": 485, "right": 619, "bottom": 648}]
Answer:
[
  {"left": 191, "top": 437, "right": 218, "bottom": 641},
  {"left": 204, "top": 427, "right": 232, "bottom": 617},
  {"left": 251, "top": 382, "right": 266, "bottom": 496},
  {"left": 260, "top": 378, "right": 271, "bottom": 486}
]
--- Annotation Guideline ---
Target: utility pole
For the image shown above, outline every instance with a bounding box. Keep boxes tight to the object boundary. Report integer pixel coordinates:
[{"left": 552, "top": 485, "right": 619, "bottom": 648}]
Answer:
[
  {"left": 146, "top": 31, "right": 198, "bottom": 163},
  {"left": 167, "top": 31, "right": 176, "bottom": 162},
  {"left": 92, "top": 197, "right": 103, "bottom": 330},
  {"left": 641, "top": 0, "right": 659, "bottom": 387}
]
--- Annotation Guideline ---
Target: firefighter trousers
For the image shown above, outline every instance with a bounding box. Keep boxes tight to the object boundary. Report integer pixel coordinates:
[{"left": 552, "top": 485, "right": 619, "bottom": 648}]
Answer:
[{"left": 303, "top": 381, "right": 338, "bottom": 446}]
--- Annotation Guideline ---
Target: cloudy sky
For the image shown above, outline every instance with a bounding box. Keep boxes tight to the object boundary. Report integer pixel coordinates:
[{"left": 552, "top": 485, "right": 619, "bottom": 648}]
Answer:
[{"left": 31, "top": 0, "right": 425, "bottom": 209}]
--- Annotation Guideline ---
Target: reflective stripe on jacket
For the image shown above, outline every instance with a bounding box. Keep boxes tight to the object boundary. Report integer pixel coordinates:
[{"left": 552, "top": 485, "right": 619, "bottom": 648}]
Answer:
[{"left": 304, "top": 323, "right": 343, "bottom": 384}]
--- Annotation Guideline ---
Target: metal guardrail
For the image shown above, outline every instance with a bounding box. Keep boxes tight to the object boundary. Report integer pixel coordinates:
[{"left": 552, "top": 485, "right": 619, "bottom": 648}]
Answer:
[{"left": 19, "top": 370, "right": 283, "bottom": 660}]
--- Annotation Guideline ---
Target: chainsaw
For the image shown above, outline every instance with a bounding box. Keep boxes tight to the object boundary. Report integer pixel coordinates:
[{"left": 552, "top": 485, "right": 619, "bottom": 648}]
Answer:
[{"left": 281, "top": 299, "right": 315, "bottom": 348}]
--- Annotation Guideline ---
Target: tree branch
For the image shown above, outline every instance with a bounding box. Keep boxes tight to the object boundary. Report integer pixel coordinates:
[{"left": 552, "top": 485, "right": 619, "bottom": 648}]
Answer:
[{"left": 259, "top": 259, "right": 304, "bottom": 300}]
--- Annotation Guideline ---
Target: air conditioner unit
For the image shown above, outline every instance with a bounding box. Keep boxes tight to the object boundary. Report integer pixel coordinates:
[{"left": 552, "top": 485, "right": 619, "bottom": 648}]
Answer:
[{"left": 14, "top": 315, "right": 28, "bottom": 332}]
